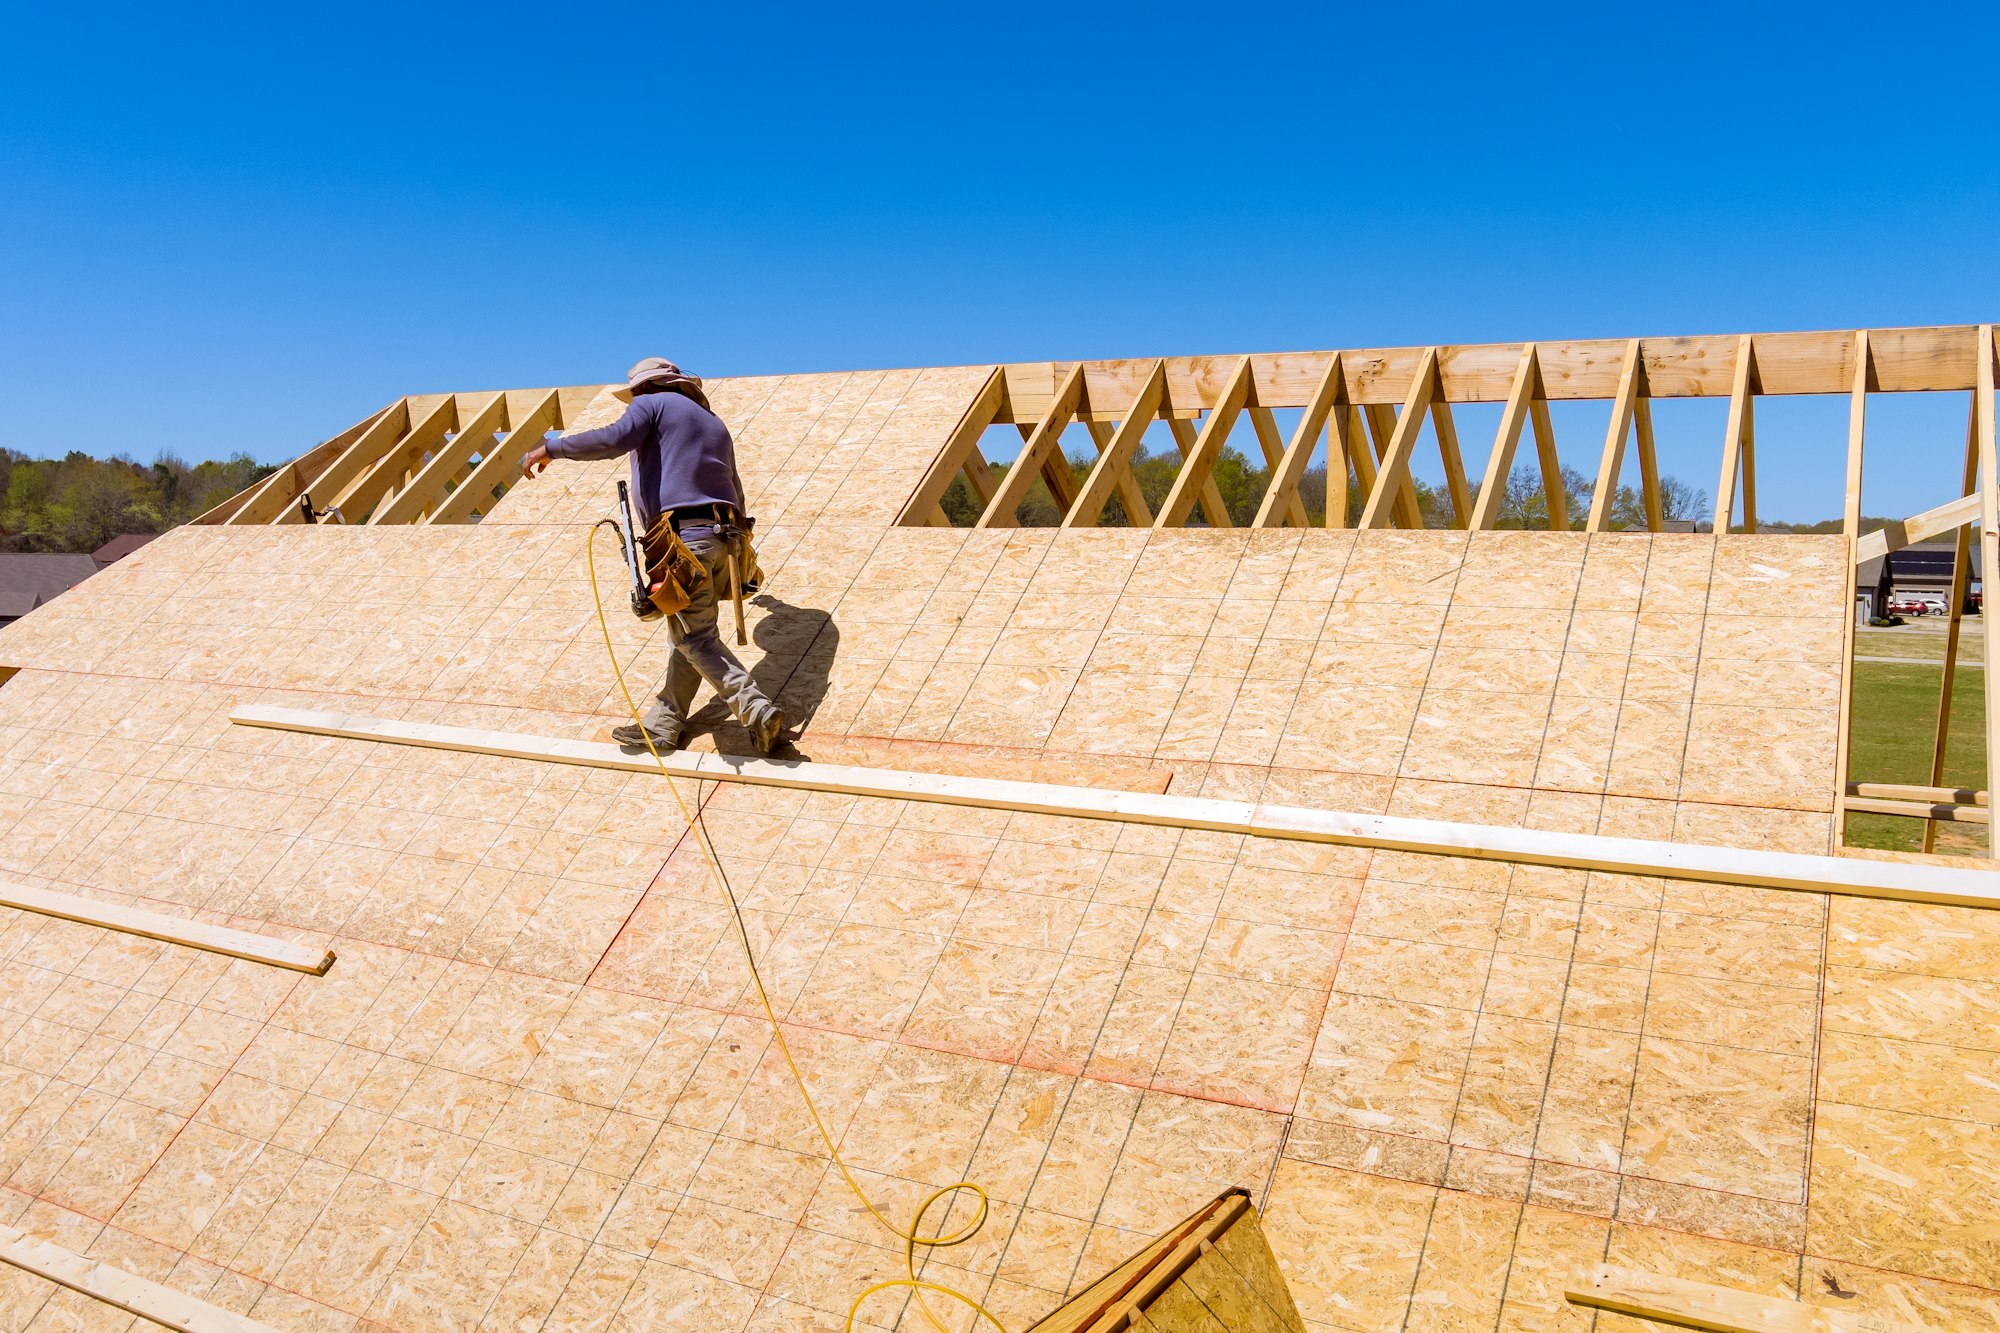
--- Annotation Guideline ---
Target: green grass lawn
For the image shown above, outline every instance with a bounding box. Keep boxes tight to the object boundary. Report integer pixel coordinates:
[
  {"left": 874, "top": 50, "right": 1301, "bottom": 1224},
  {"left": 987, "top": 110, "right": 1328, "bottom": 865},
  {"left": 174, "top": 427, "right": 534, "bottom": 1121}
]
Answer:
[
  {"left": 1854, "top": 624, "right": 1986, "bottom": 663},
  {"left": 1845, "top": 660, "right": 1987, "bottom": 853}
]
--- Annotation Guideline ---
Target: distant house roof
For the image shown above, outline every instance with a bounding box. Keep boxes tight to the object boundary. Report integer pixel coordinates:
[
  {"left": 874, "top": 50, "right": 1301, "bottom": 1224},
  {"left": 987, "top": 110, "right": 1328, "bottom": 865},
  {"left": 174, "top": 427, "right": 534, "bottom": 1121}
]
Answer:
[
  {"left": 92, "top": 533, "right": 158, "bottom": 566},
  {"left": 0, "top": 554, "right": 100, "bottom": 620}
]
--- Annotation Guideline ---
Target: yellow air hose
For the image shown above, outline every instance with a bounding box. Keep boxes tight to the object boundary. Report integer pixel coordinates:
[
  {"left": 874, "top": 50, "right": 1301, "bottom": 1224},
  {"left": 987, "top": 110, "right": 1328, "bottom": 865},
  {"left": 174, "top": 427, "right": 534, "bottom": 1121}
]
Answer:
[{"left": 586, "top": 524, "right": 1008, "bottom": 1333}]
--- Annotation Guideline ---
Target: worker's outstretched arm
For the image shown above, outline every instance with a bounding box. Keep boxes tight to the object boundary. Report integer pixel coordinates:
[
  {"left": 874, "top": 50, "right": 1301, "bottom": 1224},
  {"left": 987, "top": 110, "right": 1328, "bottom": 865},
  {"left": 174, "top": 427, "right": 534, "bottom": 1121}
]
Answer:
[{"left": 520, "top": 397, "right": 654, "bottom": 479}]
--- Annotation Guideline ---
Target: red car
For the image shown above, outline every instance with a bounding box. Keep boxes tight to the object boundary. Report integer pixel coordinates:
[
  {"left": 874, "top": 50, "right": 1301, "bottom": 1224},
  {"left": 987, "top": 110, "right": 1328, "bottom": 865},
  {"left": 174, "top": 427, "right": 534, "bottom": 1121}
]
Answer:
[{"left": 1887, "top": 595, "right": 1946, "bottom": 616}]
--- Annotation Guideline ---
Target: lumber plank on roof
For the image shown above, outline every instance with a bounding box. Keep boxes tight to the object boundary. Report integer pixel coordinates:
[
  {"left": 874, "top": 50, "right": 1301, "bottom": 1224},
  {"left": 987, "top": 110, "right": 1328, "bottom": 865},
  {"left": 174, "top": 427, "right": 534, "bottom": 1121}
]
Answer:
[
  {"left": 1566, "top": 1263, "right": 1919, "bottom": 1332},
  {"left": 1359, "top": 348, "right": 1439, "bottom": 529},
  {"left": 1253, "top": 352, "right": 1343, "bottom": 529},
  {"left": 978, "top": 362, "right": 1085, "bottom": 528},
  {"left": 230, "top": 704, "right": 2000, "bottom": 909},
  {"left": 0, "top": 881, "right": 332, "bottom": 973},
  {"left": 370, "top": 392, "right": 508, "bottom": 525},
  {"left": 426, "top": 388, "right": 563, "bottom": 524},
  {"left": 0, "top": 1222, "right": 289, "bottom": 1333},
  {"left": 1157, "top": 356, "right": 1253, "bottom": 527}
]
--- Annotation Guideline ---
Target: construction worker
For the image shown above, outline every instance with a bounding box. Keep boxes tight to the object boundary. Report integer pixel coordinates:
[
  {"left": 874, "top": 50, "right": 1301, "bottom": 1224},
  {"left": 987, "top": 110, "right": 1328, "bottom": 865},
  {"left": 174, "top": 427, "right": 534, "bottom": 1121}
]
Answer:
[{"left": 520, "top": 357, "right": 785, "bottom": 755}]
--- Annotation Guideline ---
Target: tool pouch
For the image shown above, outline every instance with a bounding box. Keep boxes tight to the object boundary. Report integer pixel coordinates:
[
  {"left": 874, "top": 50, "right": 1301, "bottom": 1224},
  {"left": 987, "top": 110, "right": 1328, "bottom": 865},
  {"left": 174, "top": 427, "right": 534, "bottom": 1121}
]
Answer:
[
  {"left": 729, "top": 515, "right": 763, "bottom": 595},
  {"left": 637, "top": 513, "right": 709, "bottom": 617}
]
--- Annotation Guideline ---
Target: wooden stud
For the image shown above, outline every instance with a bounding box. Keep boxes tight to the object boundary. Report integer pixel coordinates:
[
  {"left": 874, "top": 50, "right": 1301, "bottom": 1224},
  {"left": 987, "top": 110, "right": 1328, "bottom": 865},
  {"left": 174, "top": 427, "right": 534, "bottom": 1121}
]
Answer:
[
  {"left": 1975, "top": 324, "right": 2000, "bottom": 859},
  {"left": 1716, "top": 334, "right": 1758, "bottom": 533},
  {"left": 1253, "top": 352, "right": 1344, "bottom": 529},
  {"left": 1586, "top": 339, "right": 1644, "bottom": 532},
  {"left": 1926, "top": 400, "right": 1983, "bottom": 852},
  {"left": 1567, "top": 1264, "right": 1919, "bottom": 1332},
  {"left": 1325, "top": 404, "right": 1353, "bottom": 529},
  {"left": 897, "top": 365, "right": 1006, "bottom": 524},
  {"left": 1633, "top": 396, "right": 1662, "bottom": 530},
  {"left": 0, "top": 1222, "right": 290, "bottom": 1333},
  {"left": 1530, "top": 394, "right": 1565, "bottom": 530},
  {"left": 1842, "top": 331, "right": 1871, "bottom": 539},
  {"left": 1848, "top": 796, "right": 1988, "bottom": 825},
  {"left": 1833, "top": 333, "right": 1871, "bottom": 844},
  {"left": 1428, "top": 398, "right": 1472, "bottom": 526},
  {"left": 0, "top": 881, "right": 333, "bottom": 973},
  {"left": 273, "top": 401, "right": 410, "bottom": 523},
  {"left": 978, "top": 362, "right": 1085, "bottom": 528},
  {"left": 425, "top": 389, "right": 563, "bottom": 525},
  {"left": 1359, "top": 348, "right": 1440, "bottom": 529},
  {"left": 1338, "top": 407, "right": 1380, "bottom": 529},
  {"left": 1247, "top": 405, "right": 1311, "bottom": 527},
  {"left": 232, "top": 703, "right": 2000, "bottom": 909},
  {"left": 1156, "top": 357, "right": 1253, "bottom": 528},
  {"left": 370, "top": 393, "right": 508, "bottom": 525},
  {"left": 1066, "top": 360, "right": 1165, "bottom": 528},
  {"left": 334, "top": 395, "right": 458, "bottom": 519},
  {"left": 959, "top": 444, "right": 999, "bottom": 507}
]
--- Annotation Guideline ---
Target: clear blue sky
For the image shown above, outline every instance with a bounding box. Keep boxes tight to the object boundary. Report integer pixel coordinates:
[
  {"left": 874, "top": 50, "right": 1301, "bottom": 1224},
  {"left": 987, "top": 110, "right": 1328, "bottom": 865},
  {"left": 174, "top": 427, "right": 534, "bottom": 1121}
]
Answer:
[{"left": 3, "top": 2, "right": 1996, "bottom": 522}]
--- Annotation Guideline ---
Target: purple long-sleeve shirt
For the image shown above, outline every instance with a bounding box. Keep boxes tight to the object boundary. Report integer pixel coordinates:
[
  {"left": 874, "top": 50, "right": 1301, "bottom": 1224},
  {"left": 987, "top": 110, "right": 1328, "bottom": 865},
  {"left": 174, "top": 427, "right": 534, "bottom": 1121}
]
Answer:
[{"left": 546, "top": 390, "right": 745, "bottom": 525}]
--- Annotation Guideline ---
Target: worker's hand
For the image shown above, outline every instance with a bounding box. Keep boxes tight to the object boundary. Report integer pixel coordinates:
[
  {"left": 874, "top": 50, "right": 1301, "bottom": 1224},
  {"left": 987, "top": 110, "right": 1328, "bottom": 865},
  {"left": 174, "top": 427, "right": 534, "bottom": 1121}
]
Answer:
[{"left": 520, "top": 443, "right": 552, "bottom": 479}]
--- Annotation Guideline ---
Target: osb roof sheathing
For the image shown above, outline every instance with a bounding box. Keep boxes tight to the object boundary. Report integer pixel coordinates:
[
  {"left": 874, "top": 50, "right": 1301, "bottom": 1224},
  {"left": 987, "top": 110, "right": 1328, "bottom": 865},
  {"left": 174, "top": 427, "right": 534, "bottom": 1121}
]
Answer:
[{"left": 0, "top": 365, "right": 1996, "bottom": 1331}]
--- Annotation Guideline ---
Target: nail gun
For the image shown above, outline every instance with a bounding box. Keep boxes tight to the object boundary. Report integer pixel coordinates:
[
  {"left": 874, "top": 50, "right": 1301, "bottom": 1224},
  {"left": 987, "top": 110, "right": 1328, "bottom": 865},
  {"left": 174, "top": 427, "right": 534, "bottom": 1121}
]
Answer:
[{"left": 614, "top": 481, "right": 662, "bottom": 620}]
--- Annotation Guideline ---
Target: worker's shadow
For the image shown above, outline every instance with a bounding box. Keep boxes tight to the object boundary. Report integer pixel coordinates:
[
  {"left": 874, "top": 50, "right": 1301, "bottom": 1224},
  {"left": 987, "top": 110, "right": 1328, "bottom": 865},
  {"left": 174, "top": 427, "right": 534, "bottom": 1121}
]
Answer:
[{"left": 689, "top": 591, "right": 837, "bottom": 758}]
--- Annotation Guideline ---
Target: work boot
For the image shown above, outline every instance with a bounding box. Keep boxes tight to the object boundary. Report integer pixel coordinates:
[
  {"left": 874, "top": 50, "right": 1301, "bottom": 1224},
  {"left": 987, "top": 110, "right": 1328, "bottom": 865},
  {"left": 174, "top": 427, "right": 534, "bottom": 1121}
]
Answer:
[
  {"left": 749, "top": 707, "right": 785, "bottom": 756},
  {"left": 611, "top": 721, "right": 681, "bottom": 752}
]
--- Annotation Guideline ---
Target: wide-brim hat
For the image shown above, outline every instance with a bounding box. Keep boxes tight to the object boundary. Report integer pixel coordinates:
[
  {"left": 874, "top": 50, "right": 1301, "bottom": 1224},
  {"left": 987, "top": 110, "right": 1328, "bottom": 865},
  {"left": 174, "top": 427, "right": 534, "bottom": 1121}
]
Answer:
[{"left": 625, "top": 357, "right": 703, "bottom": 395}]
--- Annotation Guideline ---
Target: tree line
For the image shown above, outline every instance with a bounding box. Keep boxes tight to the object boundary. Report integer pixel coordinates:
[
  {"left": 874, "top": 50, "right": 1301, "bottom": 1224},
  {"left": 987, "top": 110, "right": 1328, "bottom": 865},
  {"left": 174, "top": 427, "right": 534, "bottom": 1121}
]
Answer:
[
  {"left": 940, "top": 441, "right": 1710, "bottom": 530},
  {"left": 0, "top": 450, "right": 276, "bottom": 553}
]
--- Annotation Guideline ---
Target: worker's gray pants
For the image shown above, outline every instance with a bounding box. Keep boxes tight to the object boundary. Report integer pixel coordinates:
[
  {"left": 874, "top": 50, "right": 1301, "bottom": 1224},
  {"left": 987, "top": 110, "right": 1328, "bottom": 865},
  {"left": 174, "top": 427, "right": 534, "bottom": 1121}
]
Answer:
[{"left": 641, "top": 532, "right": 775, "bottom": 736}]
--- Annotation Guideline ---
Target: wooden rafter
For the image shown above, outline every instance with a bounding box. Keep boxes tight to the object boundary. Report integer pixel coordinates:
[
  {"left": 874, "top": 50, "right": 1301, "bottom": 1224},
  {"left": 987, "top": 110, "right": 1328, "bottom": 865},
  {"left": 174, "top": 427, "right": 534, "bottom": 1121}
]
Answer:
[
  {"left": 1337, "top": 407, "right": 1378, "bottom": 529},
  {"left": 1081, "top": 418, "right": 1154, "bottom": 524},
  {"left": 273, "top": 400, "right": 410, "bottom": 523},
  {"left": 1164, "top": 416, "right": 1234, "bottom": 527},
  {"left": 1246, "top": 405, "right": 1311, "bottom": 527},
  {"left": 1925, "top": 398, "right": 1981, "bottom": 853},
  {"left": 1066, "top": 360, "right": 1164, "bottom": 528},
  {"left": 208, "top": 404, "right": 394, "bottom": 525},
  {"left": 978, "top": 362, "right": 1085, "bottom": 528},
  {"left": 1359, "top": 348, "right": 1440, "bottom": 529},
  {"left": 1429, "top": 398, "right": 1472, "bottom": 526},
  {"left": 1854, "top": 492, "right": 1981, "bottom": 565},
  {"left": 1363, "top": 405, "right": 1426, "bottom": 528},
  {"left": 1715, "top": 334, "right": 1759, "bottom": 533},
  {"left": 1471, "top": 344, "right": 1535, "bottom": 529},
  {"left": 1976, "top": 324, "right": 1999, "bottom": 857},
  {"left": 1586, "top": 339, "right": 1647, "bottom": 532},
  {"left": 897, "top": 365, "right": 1005, "bottom": 523},
  {"left": 425, "top": 388, "right": 563, "bottom": 525},
  {"left": 370, "top": 392, "right": 507, "bottom": 525},
  {"left": 1156, "top": 357, "right": 1252, "bottom": 528},
  {"left": 1253, "top": 352, "right": 1344, "bottom": 529},
  {"left": 335, "top": 395, "right": 458, "bottom": 520}
]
